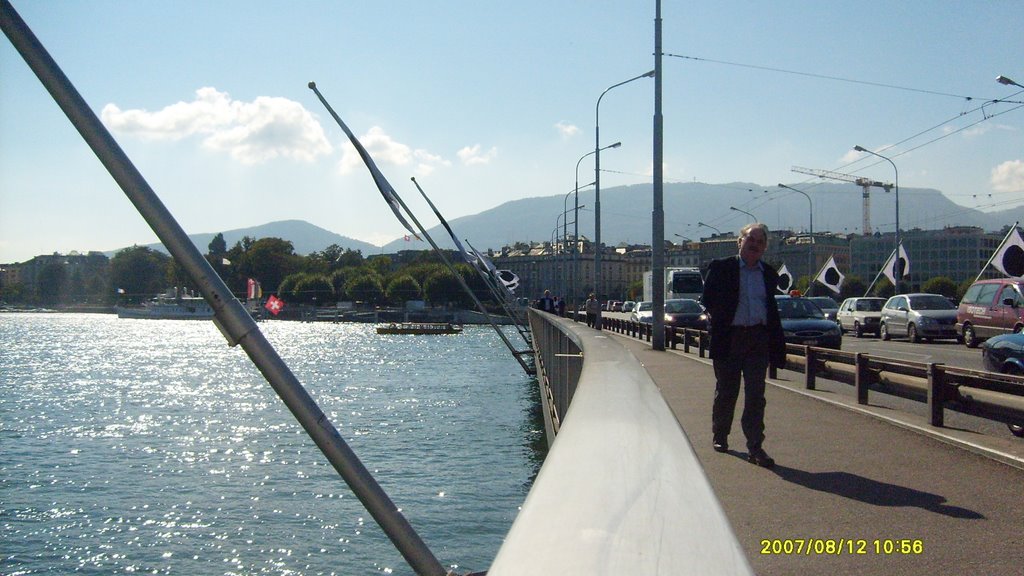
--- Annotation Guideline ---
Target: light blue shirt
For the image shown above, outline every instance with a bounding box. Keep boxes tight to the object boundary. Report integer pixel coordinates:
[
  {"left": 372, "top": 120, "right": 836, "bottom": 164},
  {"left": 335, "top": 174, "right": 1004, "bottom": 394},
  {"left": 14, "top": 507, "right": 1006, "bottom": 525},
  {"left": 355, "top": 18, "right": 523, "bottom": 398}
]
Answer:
[{"left": 733, "top": 259, "right": 768, "bottom": 327}]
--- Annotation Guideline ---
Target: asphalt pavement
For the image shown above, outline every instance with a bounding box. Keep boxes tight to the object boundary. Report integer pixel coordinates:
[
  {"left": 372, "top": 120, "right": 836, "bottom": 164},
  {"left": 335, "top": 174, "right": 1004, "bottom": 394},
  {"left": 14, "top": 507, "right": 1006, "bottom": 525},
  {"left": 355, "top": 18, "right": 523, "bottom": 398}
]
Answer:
[{"left": 609, "top": 330, "right": 1024, "bottom": 576}]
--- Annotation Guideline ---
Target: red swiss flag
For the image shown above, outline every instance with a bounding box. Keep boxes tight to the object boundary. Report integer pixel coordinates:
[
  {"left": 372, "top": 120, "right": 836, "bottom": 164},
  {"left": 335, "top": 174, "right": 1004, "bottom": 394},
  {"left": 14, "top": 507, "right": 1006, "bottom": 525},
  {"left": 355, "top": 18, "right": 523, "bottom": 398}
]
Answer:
[{"left": 264, "top": 294, "right": 285, "bottom": 315}]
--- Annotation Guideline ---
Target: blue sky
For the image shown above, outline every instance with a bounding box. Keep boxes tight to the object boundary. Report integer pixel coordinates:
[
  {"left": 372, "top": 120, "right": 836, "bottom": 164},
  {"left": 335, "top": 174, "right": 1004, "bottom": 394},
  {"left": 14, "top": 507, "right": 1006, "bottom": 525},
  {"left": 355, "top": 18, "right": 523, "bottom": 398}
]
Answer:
[{"left": 1, "top": 0, "right": 1022, "bottom": 263}]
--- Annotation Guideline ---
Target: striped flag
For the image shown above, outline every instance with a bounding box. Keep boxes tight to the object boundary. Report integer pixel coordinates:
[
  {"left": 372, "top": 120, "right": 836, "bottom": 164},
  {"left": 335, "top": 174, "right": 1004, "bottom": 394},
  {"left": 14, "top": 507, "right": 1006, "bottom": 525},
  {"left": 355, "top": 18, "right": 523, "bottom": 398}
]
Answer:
[{"left": 247, "top": 278, "right": 262, "bottom": 300}]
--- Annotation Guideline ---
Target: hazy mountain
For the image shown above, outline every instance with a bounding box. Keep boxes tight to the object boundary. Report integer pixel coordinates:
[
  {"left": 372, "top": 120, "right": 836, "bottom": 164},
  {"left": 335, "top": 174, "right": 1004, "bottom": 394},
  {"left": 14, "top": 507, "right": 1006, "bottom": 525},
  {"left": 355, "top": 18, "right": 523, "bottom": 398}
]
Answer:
[
  {"left": 382, "top": 181, "right": 1021, "bottom": 252},
  {"left": 116, "top": 183, "right": 1022, "bottom": 259},
  {"left": 122, "top": 219, "right": 378, "bottom": 257}
]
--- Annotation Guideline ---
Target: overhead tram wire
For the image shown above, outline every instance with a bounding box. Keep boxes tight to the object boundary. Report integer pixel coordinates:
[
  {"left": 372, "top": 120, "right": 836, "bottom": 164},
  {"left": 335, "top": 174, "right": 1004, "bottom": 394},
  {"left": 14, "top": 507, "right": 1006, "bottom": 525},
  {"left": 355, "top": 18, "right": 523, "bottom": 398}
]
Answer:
[{"left": 662, "top": 53, "right": 994, "bottom": 101}]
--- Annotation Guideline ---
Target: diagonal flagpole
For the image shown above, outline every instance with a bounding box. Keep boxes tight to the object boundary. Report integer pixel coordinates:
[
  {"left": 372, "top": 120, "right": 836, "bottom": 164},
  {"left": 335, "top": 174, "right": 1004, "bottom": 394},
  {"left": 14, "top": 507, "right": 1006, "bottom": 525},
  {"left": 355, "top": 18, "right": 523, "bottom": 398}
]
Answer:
[
  {"left": 463, "top": 239, "right": 532, "bottom": 340},
  {"left": 307, "top": 82, "right": 533, "bottom": 374},
  {"left": 410, "top": 178, "right": 530, "bottom": 341},
  {"left": 864, "top": 245, "right": 899, "bottom": 297},
  {"left": 0, "top": 5, "right": 445, "bottom": 575},
  {"left": 307, "top": 81, "right": 420, "bottom": 241},
  {"left": 975, "top": 221, "right": 1020, "bottom": 282}
]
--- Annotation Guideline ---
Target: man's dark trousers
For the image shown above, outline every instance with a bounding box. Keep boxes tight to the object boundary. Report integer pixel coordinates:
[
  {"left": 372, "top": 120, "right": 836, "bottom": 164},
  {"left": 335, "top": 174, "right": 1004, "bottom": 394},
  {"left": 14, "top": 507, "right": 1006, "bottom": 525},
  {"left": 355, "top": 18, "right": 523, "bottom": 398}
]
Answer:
[{"left": 712, "top": 325, "right": 769, "bottom": 450}]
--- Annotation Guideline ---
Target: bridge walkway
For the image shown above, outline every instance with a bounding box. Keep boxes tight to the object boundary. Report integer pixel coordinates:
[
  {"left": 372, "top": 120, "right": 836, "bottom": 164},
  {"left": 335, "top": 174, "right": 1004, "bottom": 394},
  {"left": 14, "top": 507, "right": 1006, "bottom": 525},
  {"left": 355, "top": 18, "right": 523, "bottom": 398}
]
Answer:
[{"left": 609, "top": 331, "right": 1024, "bottom": 576}]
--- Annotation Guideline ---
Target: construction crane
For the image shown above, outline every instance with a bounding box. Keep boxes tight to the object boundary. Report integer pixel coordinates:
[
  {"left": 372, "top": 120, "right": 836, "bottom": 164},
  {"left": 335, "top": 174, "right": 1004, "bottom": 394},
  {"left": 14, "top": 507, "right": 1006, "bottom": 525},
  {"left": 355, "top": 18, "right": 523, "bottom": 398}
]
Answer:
[{"left": 791, "top": 166, "right": 893, "bottom": 235}]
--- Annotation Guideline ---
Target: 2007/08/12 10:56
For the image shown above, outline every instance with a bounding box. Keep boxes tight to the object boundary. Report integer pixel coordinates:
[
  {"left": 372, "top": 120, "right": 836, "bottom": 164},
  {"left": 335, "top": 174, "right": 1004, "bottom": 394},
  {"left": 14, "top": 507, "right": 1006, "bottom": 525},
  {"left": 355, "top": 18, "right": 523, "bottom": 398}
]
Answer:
[{"left": 760, "top": 538, "right": 924, "bottom": 555}]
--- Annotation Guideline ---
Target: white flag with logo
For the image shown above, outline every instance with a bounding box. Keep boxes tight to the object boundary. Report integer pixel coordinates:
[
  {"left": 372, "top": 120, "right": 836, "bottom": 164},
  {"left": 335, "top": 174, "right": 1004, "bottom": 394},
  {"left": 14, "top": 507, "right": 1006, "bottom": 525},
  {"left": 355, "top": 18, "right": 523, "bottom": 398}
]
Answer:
[
  {"left": 776, "top": 264, "right": 793, "bottom": 294},
  {"left": 991, "top": 227, "right": 1024, "bottom": 277},
  {"left": 815, "top": 255, "right": 845, "bottom": 294},
  {"left": 881, "top": 243, "right": 910, "bottom": 286}
]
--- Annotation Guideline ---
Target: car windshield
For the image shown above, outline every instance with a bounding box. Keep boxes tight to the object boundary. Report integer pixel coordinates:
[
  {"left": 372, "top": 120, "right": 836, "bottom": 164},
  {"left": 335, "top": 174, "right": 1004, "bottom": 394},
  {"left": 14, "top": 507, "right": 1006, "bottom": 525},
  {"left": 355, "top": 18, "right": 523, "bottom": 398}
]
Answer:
[
  {"left": 776, "top": 298, "right": 825, "bottom": 319},
  {"left": 855, "top": 299, "right": 884, "bottom": 311},
  {"left": 807, "top": 297, "right": 837, "bottom": 309},
  {"left": 908, "top": 295, "right": 955, "bottom": 310},
  {"left": 665, "top": 299, "right": 702, "bottom": 313},
  {"left": 637, "top": 302, "right": 652, "bottom": 311}
]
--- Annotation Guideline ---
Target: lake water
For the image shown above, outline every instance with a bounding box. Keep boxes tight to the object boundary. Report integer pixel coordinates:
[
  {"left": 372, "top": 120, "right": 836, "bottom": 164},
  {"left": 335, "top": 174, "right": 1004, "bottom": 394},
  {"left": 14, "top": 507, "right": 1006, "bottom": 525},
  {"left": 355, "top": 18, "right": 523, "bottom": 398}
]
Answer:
[{"left": 0, "top": 313, "right": 542, "bottom": 575}]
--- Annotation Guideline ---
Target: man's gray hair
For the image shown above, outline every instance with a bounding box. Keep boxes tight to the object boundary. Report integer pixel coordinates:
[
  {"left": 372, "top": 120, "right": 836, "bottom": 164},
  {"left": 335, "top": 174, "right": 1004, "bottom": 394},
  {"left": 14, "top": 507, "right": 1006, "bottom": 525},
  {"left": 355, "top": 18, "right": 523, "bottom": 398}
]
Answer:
[{"left": 739, "top": 222, "right": 769, "bottom": 241}]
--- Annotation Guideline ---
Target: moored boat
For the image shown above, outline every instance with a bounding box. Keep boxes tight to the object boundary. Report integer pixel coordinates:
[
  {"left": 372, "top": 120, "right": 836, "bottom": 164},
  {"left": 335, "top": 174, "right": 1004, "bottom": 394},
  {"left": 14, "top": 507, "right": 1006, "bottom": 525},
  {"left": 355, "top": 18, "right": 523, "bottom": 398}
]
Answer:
[
  {"left": 376, "top": 322, "right": 463, "bottom": 335},
  {"left": 116, "top": 288, "right": 214, "bottom": 320}
]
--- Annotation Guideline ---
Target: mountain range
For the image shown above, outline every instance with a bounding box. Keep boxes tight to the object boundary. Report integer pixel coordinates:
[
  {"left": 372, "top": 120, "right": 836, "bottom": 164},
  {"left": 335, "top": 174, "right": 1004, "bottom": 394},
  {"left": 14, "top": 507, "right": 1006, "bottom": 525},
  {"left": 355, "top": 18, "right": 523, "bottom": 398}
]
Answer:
[{"left": 133, "top": 181, "right": 1022, "bottom": 257}]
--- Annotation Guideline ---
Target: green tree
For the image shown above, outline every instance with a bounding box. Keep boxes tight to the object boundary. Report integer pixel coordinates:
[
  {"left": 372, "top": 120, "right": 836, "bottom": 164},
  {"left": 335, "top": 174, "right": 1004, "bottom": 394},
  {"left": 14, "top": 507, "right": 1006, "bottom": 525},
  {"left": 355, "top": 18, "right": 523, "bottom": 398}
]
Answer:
[
  {"left": 294, "top": 274, "right": 334, "bottom": 305},
  {"left": 208, "top": 233, "right": 227, "bottom": 257},
  {"left": 922, "top": 276, "right": 957, "bottom": 298},
  {"left": 36, "top": 262, "right": 67, "bottom": 306},
  {"left": 110, "top": 246, "right": 171, "bottom": 303},
  {"left": 423, "top": 269, "right": 467, "bottom": 307},
  {"left": 346, "top": 274, "right": 385, "bottom": 306},
  {"left": 386, "top": 274, "right": 421, "bottom": 304},
  {"left": 330, "top": 268, "right": 356, "bottom": 301},
  {"left": 368, "top": 255, "right": 393, "bottom": 277},
  {"left": 838, "top": 274, "right": 866, "bottom": 301},
  {"left": 871, "top": 277, "right": 895, "bottom": 298},
  {"left": 238, "top": 238, "right": 302, "bottom": 292}
]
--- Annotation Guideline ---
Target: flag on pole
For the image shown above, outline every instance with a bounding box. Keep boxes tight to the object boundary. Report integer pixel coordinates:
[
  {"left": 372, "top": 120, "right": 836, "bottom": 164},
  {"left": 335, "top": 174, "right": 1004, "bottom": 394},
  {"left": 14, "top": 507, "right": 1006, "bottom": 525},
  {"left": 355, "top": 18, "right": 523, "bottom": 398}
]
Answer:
[
  {"left": 991, "top": 227, "right": 1024, "bottom": 277},
  {"left": 776, "top": 264, "right": 793, "bottom": 294},
  {"left": 247, "top": 278, "right": 262, "bottom": 300},
  {"left": 222, "top": 258, "right": 232, "bottom": 265},
  {"left": 307, "top": 82, "right": 420, "bottom": 240},
  {"left": 264, "top": 294, "right": 285, "bottom": 315},
  {"left": 496, "top": 270, "right": 521, "bottom": 293},
  {"left": 815, "top": 255, "right": 845, "bottom": 294},
  {"left": 411, "top": 177, "right": 474, "bottom": 265},
  {"left": 881, "top": 243, "right": 910, "bottom": 286}
]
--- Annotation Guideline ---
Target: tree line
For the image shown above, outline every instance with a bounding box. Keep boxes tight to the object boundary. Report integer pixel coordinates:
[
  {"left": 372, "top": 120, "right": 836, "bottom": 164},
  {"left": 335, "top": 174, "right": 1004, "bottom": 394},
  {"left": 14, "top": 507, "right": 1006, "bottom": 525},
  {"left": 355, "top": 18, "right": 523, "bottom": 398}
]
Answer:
[{"left": 1, "top": 233, "right": 492, "bottom": 310}]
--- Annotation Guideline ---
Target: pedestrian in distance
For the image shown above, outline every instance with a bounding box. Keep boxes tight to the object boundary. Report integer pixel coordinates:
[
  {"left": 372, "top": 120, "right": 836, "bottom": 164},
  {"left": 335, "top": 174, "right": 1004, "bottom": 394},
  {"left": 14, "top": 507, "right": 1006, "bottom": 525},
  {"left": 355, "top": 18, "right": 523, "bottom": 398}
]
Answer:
[
  {"left": 584, "top": 293, "right": 600, "bottom": 328},
  {"left": 701, "top": 222, "right": 787, "bottom": 468},
  {"left": 555, "top": 295, "right": 566, "bottom": 317},
  {"left": 536, "top": 290, "right": 555, "bottom": 313}
]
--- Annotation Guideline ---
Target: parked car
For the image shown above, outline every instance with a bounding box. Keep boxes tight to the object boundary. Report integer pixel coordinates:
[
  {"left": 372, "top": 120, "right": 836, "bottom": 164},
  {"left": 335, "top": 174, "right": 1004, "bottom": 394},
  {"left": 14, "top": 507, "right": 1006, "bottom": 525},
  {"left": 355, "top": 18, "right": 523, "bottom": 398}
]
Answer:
[
  {"left": 621, "top": 300, "right": 636, "bottom": 314},
  {"left": 837, "top": 297, "right": 886, "bottom": 338},
  {"left": 663, "top": 298, "right": 708, "bottom": 330},
  {"left": 956, "top": 278, "right": 1024, "bottom": 348},
  {"left": 805, "top": 296, "right": 840, "bottom": 323},
  {"left": 774, "top": 295, "right": 843, "bottom": 349},
  {"left": 880, "top": 293, "right": 960, "bottom": 343},
  {"left": 630, "top": 301, "right": 653, "bottom": 323},
  {"left": 979, "top": 333, "right": 1024, "bottom": 438}
]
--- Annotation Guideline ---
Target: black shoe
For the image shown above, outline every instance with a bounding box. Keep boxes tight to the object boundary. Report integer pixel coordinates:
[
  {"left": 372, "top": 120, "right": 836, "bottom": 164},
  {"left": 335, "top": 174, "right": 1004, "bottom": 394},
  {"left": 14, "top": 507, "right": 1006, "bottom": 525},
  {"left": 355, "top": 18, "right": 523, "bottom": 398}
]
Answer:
[
  {"left": 712, "top": 438, "right": 728, "bottom": 453},
  {"left": 748, "top": 449, "right": 775, "bottom": 468}
]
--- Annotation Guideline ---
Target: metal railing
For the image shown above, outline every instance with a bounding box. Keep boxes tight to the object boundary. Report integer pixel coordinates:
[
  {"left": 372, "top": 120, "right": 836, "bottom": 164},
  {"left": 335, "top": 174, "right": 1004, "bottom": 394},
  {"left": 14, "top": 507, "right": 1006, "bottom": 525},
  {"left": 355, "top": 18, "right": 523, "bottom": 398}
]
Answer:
[
  {"left": 491, "top": 310, "right": 753, "bottom": 575},
  {"left": 593, "top": 314, "right": 1024, "bottom": 435}
]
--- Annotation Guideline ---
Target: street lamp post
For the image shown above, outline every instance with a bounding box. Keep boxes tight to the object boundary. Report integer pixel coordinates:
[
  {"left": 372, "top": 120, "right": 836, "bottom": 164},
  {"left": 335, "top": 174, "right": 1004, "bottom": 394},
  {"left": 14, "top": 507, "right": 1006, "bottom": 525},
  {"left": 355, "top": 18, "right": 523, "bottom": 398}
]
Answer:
[
  {"left": 997, "top": 75, "right": 1024, "bottom": 89},
  {"left": 557, "top": 201, "right": 586, "bottom": 304},
  {"left": 697, "top": 221, "right": 721, "bottom": 235},
  {"left": 594, "top": 70, "right": 654, "bottom": 330},
  {"left": 853, "top": 145, "right": 900, "bottom": 291},
  {"left": 777, "top": 183, "right": 813, "bottom": 282},
  {"left": 575, "top": 144, "right": 618, "bottom": 311},
  {"left": 729, "top": 206, "right": 756, "bottom": 223}
]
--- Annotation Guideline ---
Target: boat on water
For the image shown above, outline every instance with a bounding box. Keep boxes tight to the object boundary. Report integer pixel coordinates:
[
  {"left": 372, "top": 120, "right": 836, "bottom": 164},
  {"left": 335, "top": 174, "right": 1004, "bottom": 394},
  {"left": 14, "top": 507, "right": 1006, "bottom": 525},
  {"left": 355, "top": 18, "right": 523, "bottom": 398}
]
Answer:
[
  {"left": 376, "top": 322, "right": 463, "bottom": 335},
  {"left": 116, "top": 288, "right": 214, "bottom": 320}
]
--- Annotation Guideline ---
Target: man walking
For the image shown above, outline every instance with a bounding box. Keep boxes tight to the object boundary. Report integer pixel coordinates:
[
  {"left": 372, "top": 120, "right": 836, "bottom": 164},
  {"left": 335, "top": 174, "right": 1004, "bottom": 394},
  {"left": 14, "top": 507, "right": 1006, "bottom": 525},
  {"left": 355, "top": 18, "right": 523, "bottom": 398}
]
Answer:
[{"left": 701, "top": 223, "right": 787, "bottom": 468}]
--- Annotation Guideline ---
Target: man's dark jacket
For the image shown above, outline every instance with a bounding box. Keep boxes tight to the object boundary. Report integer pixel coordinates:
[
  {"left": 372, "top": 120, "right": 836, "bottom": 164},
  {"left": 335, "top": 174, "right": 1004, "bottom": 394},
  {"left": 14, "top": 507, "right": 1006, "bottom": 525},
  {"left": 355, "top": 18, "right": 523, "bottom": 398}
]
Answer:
[{"left": 702, "top": 255, "right": 787, "bottom": 368}]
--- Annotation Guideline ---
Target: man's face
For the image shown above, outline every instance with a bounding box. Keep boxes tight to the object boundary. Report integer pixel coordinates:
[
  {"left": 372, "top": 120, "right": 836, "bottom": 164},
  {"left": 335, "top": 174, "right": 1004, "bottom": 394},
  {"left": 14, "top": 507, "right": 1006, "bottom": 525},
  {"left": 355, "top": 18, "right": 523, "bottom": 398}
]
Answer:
[{"left": 738, "top": 229, "right": 767, "bottom": 265}]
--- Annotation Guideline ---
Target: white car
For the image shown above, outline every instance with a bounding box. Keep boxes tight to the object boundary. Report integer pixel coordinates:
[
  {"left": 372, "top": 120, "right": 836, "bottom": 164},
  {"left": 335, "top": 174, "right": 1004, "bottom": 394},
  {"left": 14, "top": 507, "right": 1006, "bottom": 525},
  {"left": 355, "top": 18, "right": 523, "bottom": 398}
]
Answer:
[{"left": 630, "top": 301, "right": 653, "bottom": 323}]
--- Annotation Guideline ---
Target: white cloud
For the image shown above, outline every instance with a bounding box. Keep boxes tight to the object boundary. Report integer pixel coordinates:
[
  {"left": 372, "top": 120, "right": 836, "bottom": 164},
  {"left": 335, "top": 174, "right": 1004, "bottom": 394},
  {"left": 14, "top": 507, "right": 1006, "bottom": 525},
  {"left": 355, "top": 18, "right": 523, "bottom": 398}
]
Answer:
[
  {"left": 457, "top": 144, "right": 498, "bottom": 165},
  {"left": 101, "top": 87, "right": 333, "bottom": 164},
  {"left": 555, "top": 121, "right": 580, "bottom": 139},
  {"left": 991, "top": 160, "right": 1024, "bottom": 192},
  {"left": 337, "top": 126, "right": 449, "bottom": 177}
]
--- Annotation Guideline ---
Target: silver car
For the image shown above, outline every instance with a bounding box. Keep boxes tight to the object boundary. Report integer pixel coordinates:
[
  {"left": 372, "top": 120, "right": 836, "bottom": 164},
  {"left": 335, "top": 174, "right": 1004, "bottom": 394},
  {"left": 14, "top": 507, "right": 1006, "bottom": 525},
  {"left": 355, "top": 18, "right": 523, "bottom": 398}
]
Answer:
[
  {"left": 837, "top": 297, "right": 886, "bottom": 338},
  {"left": 630, "top": 301, "right": 653, "bottom": 323},
  {"left": 805, "top": 296, "right": 840, "bottom": 323},
  {"left": 880, "top": 293, "right": 960, "bottom": 343}
]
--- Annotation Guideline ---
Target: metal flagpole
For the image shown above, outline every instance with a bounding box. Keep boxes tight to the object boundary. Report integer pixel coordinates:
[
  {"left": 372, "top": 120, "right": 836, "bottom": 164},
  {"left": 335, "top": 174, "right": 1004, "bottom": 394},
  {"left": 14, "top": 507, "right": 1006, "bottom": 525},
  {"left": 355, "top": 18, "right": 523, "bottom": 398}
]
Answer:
[
  {"left": 0, "top": 4, "right": 446, "bottom": 574},
  {"left": 863, "top": 245, "right": 897, "bottom": 297},
  {"left": 975, "top": 221, "right": 1019, "bottom": 282}
]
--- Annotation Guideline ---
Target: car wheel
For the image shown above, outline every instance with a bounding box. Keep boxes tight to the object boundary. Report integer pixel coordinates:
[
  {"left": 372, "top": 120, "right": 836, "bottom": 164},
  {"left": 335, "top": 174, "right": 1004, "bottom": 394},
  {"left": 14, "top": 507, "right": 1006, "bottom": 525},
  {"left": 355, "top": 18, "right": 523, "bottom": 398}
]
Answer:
[
  {"left": 1015, "top": 324, "right": 1024, "bottom": 334},
  {"left": 963, "top": 324, "right": 978, "bottom": 348},
  {"left": 880, "top": 322, "right": 890, "bottom": 341},
  {"left": 853, "top": 321, "right": 863, "bottom": 338},
  {"left": 1010, "top": 424, "right": 1024, "bottom": 438},
  {"left": 908, "top": 324, "right": 920, "bottom": 343}
]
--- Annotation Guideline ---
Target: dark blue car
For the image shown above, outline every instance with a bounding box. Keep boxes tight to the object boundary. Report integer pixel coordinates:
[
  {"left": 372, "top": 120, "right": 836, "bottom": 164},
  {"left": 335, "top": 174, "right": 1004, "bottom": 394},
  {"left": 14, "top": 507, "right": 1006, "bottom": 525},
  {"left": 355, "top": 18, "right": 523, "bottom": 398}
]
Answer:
[
  {"left": 774, "top": 295, "right": 843, "bottom": 349},
  {"left": 980, "top": 333, "right": 1024, "bottom": 438}
]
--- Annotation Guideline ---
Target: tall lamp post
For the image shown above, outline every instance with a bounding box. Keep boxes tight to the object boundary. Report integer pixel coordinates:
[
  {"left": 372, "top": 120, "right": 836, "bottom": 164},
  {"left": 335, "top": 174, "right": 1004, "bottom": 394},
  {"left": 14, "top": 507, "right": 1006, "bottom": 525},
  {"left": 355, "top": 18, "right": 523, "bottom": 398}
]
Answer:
[
  {"left": 729, "top": 206, "right": 756, "bottom": 223},
  {"left": 997, "top": 75, "right": 1024, "bottom": 89},
  {"left": 594, "top": 70, "right": 654, "bottom": 330},
  {"left": 558, "top": 200, "right": 586, "bottom": 304},
  {"left": 697, "top": 221, "right": 721, "bottom": 235},
  {"left": 853, "top": 145, "right": 900, "bottom": 291},
  {"left": 777, "top": 183, "right": 813, "bottom": 282},
  {"left": 575, "top": 143, "right": 618, "bottom": 310}
]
